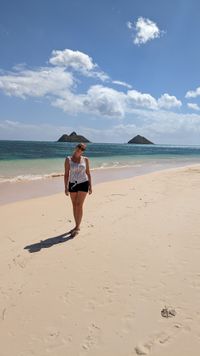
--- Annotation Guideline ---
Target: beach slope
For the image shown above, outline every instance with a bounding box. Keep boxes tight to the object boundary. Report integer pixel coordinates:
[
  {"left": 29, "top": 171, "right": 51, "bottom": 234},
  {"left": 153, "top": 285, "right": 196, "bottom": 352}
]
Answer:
[{"left": 1, "top": 164, "right": 200, "bottom": 356}]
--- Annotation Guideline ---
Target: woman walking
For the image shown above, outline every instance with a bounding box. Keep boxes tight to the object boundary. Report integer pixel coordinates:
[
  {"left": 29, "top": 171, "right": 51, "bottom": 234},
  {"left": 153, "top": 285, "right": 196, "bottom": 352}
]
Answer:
[{"left": 64, "top": 143, "right": 92, "bottom": 236}]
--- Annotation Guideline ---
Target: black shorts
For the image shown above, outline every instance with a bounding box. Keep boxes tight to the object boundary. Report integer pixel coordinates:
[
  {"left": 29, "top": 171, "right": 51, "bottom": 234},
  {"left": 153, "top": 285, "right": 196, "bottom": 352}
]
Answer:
[{"left": 68, "top": 180, "right": 89, "bottom": 193}]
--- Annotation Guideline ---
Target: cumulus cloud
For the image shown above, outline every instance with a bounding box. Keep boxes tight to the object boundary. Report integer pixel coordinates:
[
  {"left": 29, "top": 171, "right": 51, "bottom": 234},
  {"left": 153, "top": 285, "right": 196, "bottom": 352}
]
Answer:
[
  {"left": 49, "top": 48, "right": 109, "bottom": 81},
  {"left": 128, "top": 17, "right": 163, "bottom": 45},
  {"left": 49, "top": 49, "right": 95, "bottom": 70},
  {"left": 83, "top": 85, "right": 126, "bottom": 117},
  {"left": 157, "top": 93, "right": 182, "bottom": 109},
  {"left": 52, "top": 84, "right": 181, "bottom": 118},
  {"left": 126, "top": 90, "right": 182, "bottom": 111},
  {"left": 185, "top": 87, "right": 200, "bottom": 98},
  {"left": 127, "top": 89, "right": 158, "bottom": 110},
  {"left": 0, "top": 66, "right": 74, "bottom": 98},
  {"left": 53, "top": 85, "right": 126, "bottom": 118},
  {"left": 127, "top": 90, "right": 181, "bottom": 111},
  {"left": 187, "top": 103, "right": 200, "bottom": 111},
  {"left": 0, "top": 47, "right": 182, "bottom": 119}
]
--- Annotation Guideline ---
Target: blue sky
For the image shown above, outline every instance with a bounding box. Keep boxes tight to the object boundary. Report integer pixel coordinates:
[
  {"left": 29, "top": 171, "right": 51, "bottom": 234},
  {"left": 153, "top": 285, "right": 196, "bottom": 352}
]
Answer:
[{"left": 1, "top": 0, "right": 200, "bottom": 143}]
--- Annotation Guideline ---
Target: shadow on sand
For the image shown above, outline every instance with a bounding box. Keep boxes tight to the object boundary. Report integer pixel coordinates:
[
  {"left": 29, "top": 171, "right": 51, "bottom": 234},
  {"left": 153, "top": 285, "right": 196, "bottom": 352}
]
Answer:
[{"left": 24, "top": 231, "right": 74, "bottom": 253}]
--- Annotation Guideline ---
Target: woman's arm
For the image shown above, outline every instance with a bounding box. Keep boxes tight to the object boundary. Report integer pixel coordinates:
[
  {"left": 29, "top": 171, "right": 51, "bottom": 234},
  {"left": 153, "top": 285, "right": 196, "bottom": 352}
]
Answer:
[
  {"left": 64, "top": 158, "right": 70, "bottom": 195},
  {"left": 85, "top": 157, "right": 92, "bottom": 194}
]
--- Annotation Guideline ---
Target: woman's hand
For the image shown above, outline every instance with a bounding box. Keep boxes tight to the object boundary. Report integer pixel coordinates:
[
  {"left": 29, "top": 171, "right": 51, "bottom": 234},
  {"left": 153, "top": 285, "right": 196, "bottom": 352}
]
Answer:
[
  {"left": 65, "top": 187, "right": 69, "bottom": 196},
  {"left": 89, "top": 186, "right": 92, "bottom": 195}
]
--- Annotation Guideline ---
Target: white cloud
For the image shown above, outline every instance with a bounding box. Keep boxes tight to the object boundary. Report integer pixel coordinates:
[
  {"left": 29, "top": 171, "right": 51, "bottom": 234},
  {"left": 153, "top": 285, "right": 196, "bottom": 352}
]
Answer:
[
  {"left": 0, "top": 64, "right": 182, "bottom": 117},
  {"left": 80, "top": 110, "right": 200, "bottom": 144},
  {"left": 49, "top": 49, "right": 95, "bottom": 71},
  {"left": 185, "top": 87, "right": 200, "bottom": 98},
  {"left": 52, "top": 83, "right": 182, "bottom": 118},
  {"left": 112, "top": 80, "right": 132, "bottom": 89},
  {"left": 127, "top": 89, "right": 158, "bottom": 109},
  {"left": 111, "top": 110, "right": 200, "bottom": 144},
  {"left": 128, "top": 17, "right": 162, "bottom": 45},
  {"left": 0, "top": 66, "right": 74, "bottom": 98},
  {"left": 52, "top": 91, "right": 85, "bottom": 115},
  {"left": 187, "top": 103, "right": 200, "bottom": 111},
  {"left": 126, "top": 21, "right": 133, "bottom": 30},
  {"left": 53, "top": 85, "right": 126, "bottom": 118},
  {"left": 0, "top": 47, "right": 183, "bottom": 119},
  {"left": 158, "top": 93, "right": 182, "bottom": 109},
  {"left": 127, "top": 91, "right": 181, "bottom": 111},
  {"left": 2, "top": 109, "right": 200, "bottom": 144},
  {"left": 83, "top": 85, "right": 126, "bottom": 117},
  {"left": 49, "top": 48, "right": 109, "bottom": 81}
]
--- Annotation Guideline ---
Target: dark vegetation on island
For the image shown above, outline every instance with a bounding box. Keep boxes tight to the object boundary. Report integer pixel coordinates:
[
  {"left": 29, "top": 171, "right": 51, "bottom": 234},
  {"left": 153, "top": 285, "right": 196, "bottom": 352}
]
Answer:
[
  {"left": 57, "top": 132, "right": 153, "bottom": 144},
  {"left": 128, "top": 135, "right": 154, "bottom": 144},
  {"left": 57, "top": 132, "right": 90, "bottom": 143}
]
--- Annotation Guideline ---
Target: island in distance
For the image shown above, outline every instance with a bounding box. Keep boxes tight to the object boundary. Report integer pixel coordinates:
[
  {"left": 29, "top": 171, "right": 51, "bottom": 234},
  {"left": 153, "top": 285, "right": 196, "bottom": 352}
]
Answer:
[
  {"left": 57, "top": 131, "right": 90, "bottom": 143},
  {"left": 128, "top": 135, "right": 154, "bottom": 144}
]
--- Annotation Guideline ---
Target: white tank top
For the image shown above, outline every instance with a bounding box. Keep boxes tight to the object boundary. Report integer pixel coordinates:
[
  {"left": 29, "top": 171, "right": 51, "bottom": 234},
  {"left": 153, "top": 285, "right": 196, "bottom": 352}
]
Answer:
[{"left": 68, "top": 156, "right": 88, "bottom": 184}]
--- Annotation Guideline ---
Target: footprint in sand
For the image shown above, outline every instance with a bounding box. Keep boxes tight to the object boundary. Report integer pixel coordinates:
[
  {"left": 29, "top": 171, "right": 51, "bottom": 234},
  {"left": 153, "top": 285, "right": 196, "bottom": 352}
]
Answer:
[
  {"left": 6, "top": 235, "right": 15, "bottom": 243},
  {"left": 80, "top": 322, "right": 101, "bottom": 353},
  {"left": 12, "top": 254, "right": 28, "bottom": 269},
  {"left": 44, "top": 328, "right": 70, "bottom": 351},
  {"left": 134, "top": 323, "right": 184, "bottom": 355},
  {"left": 1, "top": 308, "right": 6, "bottom": 321},
  {"left": 135, "top": 343, "right": 152, "bottom": 355},
  {"left": 87, "top": 224, "right": 94, "bottom": 228}
]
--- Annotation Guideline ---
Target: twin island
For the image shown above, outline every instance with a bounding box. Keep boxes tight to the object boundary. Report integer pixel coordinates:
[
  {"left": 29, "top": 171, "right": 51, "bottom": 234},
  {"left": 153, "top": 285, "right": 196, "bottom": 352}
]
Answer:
[{"left": 57, "top": 132, "right": 154, "bottom": 144}]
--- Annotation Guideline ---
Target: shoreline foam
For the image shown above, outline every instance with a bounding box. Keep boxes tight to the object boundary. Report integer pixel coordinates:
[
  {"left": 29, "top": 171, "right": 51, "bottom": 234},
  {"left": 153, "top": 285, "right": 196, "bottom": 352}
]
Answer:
[{"left": 1, "top": 161, "right": 200, "bottom": 206}]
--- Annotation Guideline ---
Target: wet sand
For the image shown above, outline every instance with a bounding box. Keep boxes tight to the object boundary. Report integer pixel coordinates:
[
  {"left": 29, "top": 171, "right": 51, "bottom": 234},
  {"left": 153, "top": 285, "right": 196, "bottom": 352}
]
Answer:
[{"left": 0, "top": 160, "right": 197, "bottom": 205}]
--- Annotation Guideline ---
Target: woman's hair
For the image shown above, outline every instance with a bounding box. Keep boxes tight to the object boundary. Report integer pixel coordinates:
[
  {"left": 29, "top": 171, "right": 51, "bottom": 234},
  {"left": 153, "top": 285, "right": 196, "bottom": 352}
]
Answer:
[{"left": 76, "top": 143, "right": 86, "bottom": 151}]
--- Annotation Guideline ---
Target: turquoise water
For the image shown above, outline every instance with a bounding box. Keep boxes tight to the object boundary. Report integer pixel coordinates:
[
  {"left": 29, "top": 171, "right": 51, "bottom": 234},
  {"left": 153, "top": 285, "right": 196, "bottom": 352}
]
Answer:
[{"left": 1, "top": 140, "right": 200, "bottom": 182}]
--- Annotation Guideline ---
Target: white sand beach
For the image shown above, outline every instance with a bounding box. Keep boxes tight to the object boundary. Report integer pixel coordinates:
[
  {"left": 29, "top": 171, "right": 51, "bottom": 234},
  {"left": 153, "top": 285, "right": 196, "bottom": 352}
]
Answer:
[{"left": 1, "top": 164, "right": 200, "bottom": 356}]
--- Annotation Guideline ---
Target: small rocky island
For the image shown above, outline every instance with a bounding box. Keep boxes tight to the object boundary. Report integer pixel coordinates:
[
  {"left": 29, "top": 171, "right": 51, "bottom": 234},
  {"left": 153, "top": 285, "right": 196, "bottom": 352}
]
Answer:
[
  {"left": 128, "top": 135, "right": 154, "bottom": 144},
  {"left": 57, "top": 131, "right": 90, "bottom": 143}
]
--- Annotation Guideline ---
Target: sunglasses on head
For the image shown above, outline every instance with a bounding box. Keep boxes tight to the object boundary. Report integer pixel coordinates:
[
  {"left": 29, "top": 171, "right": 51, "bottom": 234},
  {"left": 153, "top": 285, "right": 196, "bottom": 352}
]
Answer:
[{"left": 77, "top": 145, "right": 85, "bottom": 151}]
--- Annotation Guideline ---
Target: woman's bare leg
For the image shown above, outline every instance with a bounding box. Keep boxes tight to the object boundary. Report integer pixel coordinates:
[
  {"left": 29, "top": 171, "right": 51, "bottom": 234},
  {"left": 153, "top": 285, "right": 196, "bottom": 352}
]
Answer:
[
  {"left": 70, "top": 192, "right": 78, "bottom": 230},
  {"left": 74, "top": 191, "right": 88, "bottom": 231}
]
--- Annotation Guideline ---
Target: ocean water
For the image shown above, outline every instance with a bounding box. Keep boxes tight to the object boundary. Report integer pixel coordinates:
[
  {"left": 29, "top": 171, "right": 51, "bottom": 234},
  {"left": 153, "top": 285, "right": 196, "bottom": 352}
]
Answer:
[{"left": 1, "top": 140, "right": 200, "bottom": 183}]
